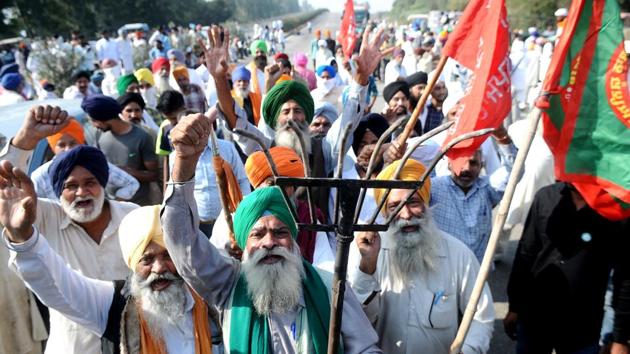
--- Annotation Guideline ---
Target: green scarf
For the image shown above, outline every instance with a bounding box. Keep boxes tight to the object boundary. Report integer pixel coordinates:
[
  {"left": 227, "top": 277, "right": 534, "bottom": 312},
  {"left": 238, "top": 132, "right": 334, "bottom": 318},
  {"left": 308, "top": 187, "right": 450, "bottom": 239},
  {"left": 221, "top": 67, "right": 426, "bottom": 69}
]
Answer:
[{"left": 229, "top": 260, "right": 340, "bottom": 354}]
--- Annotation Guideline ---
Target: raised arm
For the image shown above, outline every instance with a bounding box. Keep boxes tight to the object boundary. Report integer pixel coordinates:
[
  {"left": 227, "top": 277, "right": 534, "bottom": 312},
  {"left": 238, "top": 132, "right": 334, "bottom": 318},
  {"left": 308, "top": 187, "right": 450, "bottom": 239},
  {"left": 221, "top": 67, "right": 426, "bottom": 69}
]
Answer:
[
  {"left": 162, "top": 113, "right": 240, "bottom": 308},
  {"left": 0, "top": 105, "right": 71, "bottom": 170},
  {"left": 324, "top": 27, "right": 387, "bottom": 174},
  {"left": 0, "top": 160, "right": 114, "bottom": 336}
]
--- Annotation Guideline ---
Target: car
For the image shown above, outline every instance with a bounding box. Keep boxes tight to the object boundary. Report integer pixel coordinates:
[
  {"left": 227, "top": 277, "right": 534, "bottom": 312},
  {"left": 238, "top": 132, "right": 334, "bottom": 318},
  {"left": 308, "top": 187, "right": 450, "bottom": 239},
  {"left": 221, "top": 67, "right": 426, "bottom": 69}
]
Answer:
[{"left": 0, "top": 98, "right": 94, "bottom": 175}]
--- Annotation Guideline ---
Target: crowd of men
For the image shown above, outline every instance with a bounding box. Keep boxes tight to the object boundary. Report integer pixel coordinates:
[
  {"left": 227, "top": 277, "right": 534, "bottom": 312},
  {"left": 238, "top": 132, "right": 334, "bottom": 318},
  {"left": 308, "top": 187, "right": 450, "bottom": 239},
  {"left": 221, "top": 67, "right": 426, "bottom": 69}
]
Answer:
[{"left": 0, "top": 7, "right": 629, "bottom": 354}]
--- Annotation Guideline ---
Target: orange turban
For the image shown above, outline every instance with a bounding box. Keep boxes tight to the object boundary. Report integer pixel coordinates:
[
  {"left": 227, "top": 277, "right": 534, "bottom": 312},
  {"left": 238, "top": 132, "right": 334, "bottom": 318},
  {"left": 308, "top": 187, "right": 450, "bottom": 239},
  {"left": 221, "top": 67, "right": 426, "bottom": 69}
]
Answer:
[
  {"left": 46, "top": 118, "right": 85, "bottom": 150},
  {"left": 245, "top": 146, "right": 305, "bottom": 188},
  {"left": 276, "top": 74, "right": 293, "bottom": 84},
  {"left": 172, "top": 66, "right": 189, "bottom": 80},
  {"left": 374, "top": 159, "right": 431, "bottom": 215}
]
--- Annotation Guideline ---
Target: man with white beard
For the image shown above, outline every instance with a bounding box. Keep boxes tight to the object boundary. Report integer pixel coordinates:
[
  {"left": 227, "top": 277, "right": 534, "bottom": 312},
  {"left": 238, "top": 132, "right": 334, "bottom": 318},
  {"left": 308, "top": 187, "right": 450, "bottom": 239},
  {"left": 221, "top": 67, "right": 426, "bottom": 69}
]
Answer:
[
  {"left": 1, "top": 197, "right": 221, "bottom": 353},
  {"left": 151, "top": 57, "right": 173, "bottom": 95},
  {"left": 160, "top": 112, "right": 381, "bottom": 353},
  {"left": 348, "top": 159, "right": 495, "bottom": 354},
  {"left": 0, "top": 106, "right": 139, "bottom": 354},
  {"left": 207, "top": 25, "right": 387, "bottom": 220}
]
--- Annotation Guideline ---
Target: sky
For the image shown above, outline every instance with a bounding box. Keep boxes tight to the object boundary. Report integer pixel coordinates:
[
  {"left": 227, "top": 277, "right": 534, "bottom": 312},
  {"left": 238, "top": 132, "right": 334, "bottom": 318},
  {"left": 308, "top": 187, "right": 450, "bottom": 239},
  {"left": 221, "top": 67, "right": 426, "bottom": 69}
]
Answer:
[{"left": 306, "top": 0, "right": 395, "bottom": 13}]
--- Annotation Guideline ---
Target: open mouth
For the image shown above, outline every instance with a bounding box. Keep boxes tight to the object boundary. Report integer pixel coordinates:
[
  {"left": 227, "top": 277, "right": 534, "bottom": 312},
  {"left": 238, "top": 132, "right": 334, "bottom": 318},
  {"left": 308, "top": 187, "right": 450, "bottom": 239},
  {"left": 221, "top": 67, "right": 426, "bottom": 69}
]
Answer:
[
  {"left": 151, "top": 278, "right": 172, "bottom": 291},
  {"left": 74, "top": 200, "right": 93, "bottom": 208},
  {"left": 401, "top": 225, "right": 419, "bottom": 233},
  {"left": 260, "top": 254, "right": 284, "bottom": 264}
]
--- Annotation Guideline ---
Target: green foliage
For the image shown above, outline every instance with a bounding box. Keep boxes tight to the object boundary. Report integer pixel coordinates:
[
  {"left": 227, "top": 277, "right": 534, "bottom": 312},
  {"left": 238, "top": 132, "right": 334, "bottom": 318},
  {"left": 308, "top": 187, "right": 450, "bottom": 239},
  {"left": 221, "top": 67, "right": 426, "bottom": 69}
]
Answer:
[
  {"left": 31, "top": 43, "right": 86, "bottom": 96},
  {"left": 4, "top": 0, "right": 235, "bottom": 38}
]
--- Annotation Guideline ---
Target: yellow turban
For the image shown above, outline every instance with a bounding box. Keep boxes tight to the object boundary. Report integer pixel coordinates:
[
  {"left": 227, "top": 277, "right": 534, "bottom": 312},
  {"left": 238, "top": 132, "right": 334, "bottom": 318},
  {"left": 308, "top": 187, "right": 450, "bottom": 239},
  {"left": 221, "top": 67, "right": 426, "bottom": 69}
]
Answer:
[
  {"left": 374, "top": 159, "right": 431, "bottom": 214},
  {"left": 134, "top": 68, "right": 155, "bottom": 86},
  {"left": 118, "top": 205, "right": 165, "bottom": 269}
]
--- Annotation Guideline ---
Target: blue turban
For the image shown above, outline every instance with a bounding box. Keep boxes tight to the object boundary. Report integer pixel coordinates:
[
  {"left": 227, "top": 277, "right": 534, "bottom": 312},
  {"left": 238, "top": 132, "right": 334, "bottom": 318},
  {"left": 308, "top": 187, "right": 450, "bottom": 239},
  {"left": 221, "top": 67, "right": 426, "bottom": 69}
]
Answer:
[
  {"left": 316, "top": 65, "right": 336, "bottom": 78},
  {"left": 81, "top": 94, "right": 121, "bottom": 121},
  {"left": 50, "top": 146, "right": 109, "bottom": 197},
  {"left": 1, "top": 73, "right": 21, "bottom": 91},
  {"left": 232, "top": 66, "right": 251, "bottom": 82},
  {"left": 0, "top": 63, "right": 19, "bottom": 80},
  {"left": 167, "top": 49, "right": 185, "bottom": 64},
  {"left": 313, "top": 102, "right": 338, "bottom": 124}
]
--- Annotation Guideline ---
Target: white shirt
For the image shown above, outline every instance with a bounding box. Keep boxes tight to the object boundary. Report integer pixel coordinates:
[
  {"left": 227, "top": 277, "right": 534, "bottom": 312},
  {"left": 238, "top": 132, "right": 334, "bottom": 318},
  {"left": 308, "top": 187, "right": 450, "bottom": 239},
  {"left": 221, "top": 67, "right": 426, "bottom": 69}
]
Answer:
[
  {"left": 0, "top": 144, "right": 139, "bottom": 354},
  {"left": 95, "top": 38, "right": 119, "bottom": 62},
  {"left": 348, "top": 231, "right": 495, "bottom": 354},
  {"left": 0, "top": 90, "right": 25, "bottom": 106},
  {"left": 116, "top": 38, "right": 135, "bottom": 74},
  {"left": 384, "top": 60, "right": 407, "bottom": 85},
  {"left": 6, "top": 231, "right": 201, "bottom": 354}
]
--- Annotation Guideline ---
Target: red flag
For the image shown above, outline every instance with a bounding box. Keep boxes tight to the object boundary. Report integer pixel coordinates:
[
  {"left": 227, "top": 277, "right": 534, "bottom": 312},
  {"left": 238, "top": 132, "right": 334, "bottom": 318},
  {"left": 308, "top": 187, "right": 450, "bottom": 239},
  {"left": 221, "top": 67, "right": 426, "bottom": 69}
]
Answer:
[
  {"left": 338, "top": 0, "right": 357, "bottom": 58},
  {"left": 441, "top": 0, "right": 511, "bottom": 171}
]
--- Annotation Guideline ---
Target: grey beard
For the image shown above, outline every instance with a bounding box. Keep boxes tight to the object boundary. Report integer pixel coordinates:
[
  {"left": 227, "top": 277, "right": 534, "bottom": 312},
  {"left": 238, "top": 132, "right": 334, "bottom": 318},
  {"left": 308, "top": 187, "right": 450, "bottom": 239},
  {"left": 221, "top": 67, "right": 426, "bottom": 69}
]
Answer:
[
  {"left": 130, "top": 271, "right": 187, "bottom": 339},
  {"left": 385, "top": 212, "right": 440, "bottom": 287},
  {"left": 235, "top": 87, "right": 250, "bottom": 98},
  {"left": 275, "top": 120, "right": 312, "bottom": 157},
  {"left": 241, "top": 242, "right": 304, "bottom": 316}
]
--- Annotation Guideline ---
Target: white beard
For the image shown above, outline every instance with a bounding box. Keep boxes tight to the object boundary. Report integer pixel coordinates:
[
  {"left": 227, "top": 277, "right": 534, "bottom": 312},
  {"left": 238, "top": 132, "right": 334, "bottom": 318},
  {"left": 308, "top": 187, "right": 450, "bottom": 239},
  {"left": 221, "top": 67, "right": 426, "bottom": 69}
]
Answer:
[
  {"left": 275, "top": 120, "right": 312, "bottom": 157},
  {"left": 60, "top": 189, "right": 105, "bottom": 223},
  {"left": 155, "top": 75, "right": 171, "bottom": 95},
  {"left": 130, "top": 271, "right": 187, "bottom": 340},
  {"left": 235, "top": 87, "right": 250, "bottom": 99},
  {"left": 241, "top": 243, "right": 304, "bottom": 316},
  {"left": 385, "top": 212, "right": 440, "bottom": 289}
]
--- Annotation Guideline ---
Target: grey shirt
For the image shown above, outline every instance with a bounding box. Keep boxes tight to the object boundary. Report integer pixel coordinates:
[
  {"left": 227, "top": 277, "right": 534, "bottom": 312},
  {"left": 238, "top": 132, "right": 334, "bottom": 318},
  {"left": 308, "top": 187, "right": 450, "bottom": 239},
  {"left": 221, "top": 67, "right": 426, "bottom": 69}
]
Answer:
[
  {"left": 97, "top": 124, "right": 157, "bottom": 205},
  {"left": 161, "top": 181, "right": 382, "bottom": 354}
]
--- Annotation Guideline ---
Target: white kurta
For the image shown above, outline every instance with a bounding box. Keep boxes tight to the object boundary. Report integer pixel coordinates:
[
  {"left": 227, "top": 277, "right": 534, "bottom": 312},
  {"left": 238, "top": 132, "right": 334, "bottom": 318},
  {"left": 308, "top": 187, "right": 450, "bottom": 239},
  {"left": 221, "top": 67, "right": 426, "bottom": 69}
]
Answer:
[
  {"left": 348, "top": 231, "right": 495, "bottom": 354},
  {"left": 0, "top": 144, "right": 139, "bottom": 354}
]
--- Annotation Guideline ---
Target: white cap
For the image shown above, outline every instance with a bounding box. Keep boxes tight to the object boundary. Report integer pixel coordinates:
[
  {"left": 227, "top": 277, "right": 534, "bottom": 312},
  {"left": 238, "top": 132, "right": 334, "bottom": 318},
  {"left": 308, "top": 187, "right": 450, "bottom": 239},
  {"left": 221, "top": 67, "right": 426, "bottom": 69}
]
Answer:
[
  {"left": 528, "top": 27, "right": 538, "bottom": 35},
  {"left": 554, "top": 8, "right": 568, "bottom": 17},
  {"left": 318, "top": 39, "right": 327, "bottom": 47}
]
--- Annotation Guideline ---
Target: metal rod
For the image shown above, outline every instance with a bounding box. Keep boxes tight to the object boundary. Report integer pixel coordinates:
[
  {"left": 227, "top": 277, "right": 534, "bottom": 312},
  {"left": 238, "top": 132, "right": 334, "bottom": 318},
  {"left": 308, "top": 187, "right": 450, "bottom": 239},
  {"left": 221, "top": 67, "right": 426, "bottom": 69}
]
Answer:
[
  {"left": 353, "top": 117, "right": 406, "bottom": 224},
  {"left": 371, "top": 121, "right": 455, "bottom": 217},
  {"left": 286, "top": 120, "right": 316, "bottom": 224},
  {"left": 327, "top": 185, "right": 360, "bottom": 354},
  {"left": 379, "top": 128, "right": 495, "bottom": 225},
  {"left": 450, "top": 108, "right": 542, "bottom": 354},
  {"left": 333, "top": 123, "right": 353, "bottom": 225},
  {"left": 232, "top": 128, "right": 298, "bottom": 223},
  {"left": 232, "top": 128, "right": 280, "bottom": 176}
]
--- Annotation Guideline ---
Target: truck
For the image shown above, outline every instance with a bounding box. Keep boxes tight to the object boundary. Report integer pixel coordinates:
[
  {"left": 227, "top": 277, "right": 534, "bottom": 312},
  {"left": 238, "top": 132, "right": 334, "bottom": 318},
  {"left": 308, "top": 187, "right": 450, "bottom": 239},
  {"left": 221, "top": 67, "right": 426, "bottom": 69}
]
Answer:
[{"left": 354, "top": 2, "right": 370, "bottom": 34}]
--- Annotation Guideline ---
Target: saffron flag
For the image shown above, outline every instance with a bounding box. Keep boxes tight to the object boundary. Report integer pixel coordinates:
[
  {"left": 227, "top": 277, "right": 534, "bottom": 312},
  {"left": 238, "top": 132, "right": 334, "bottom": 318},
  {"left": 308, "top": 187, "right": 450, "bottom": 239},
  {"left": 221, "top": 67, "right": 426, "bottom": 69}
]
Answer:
[
  {"left": 338, "top": 0, "right": 357, "bottom": 58},
  {"left": 440, "top": 0, "right": 511, "bottom": 170},
  {"left": 537, "top": 0, "right": 630, "bottom": 220}
]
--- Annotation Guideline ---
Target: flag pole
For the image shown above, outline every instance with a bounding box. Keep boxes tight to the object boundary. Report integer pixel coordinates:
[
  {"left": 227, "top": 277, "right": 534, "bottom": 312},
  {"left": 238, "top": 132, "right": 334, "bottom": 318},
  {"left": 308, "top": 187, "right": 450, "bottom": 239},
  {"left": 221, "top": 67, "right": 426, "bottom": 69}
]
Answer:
[
  {"left": 449, "top": 106, "right": 542, "bottom": 354},
  {"left": 395, "top": 55, "right": 449, "bottom": 148}
]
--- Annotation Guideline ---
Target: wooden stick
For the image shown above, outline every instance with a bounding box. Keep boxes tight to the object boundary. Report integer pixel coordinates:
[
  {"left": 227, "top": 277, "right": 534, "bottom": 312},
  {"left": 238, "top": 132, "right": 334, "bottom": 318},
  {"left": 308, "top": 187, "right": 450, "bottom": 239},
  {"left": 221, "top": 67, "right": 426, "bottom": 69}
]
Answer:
[
  {"left": 449, "top": 107, "right": 542, "bottom": 354},
  {"left": 209, "top": 126, "right": 237, "bottom": 245},
  {"left": 396, "top": 55, "right": 449, "bottom": 147}
]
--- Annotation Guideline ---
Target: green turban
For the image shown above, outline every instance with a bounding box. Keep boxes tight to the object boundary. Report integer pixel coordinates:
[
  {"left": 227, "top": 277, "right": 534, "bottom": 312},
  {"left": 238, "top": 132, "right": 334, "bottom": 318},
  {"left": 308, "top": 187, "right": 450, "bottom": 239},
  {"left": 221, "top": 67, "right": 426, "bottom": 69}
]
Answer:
[
  {"left": 233, "top": 186, "right": 297, "bottom": 249},
  {"left": 117, "top": 74, "right": 138, "bottom": 96},
  {"left": 250, "top": 40, "right": 268, "bottom": 56},
  {"left": 262, "top": 80, "right": 314, "bottom": 129}
]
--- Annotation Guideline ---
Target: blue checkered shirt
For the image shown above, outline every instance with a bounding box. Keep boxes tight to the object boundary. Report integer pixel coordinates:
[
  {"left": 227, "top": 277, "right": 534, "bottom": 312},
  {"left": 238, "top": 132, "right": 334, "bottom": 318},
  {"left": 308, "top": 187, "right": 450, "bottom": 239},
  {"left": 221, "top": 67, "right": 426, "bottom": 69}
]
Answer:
[{"left": 430, "top": 143, "right": 518, "bottom": 260}]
